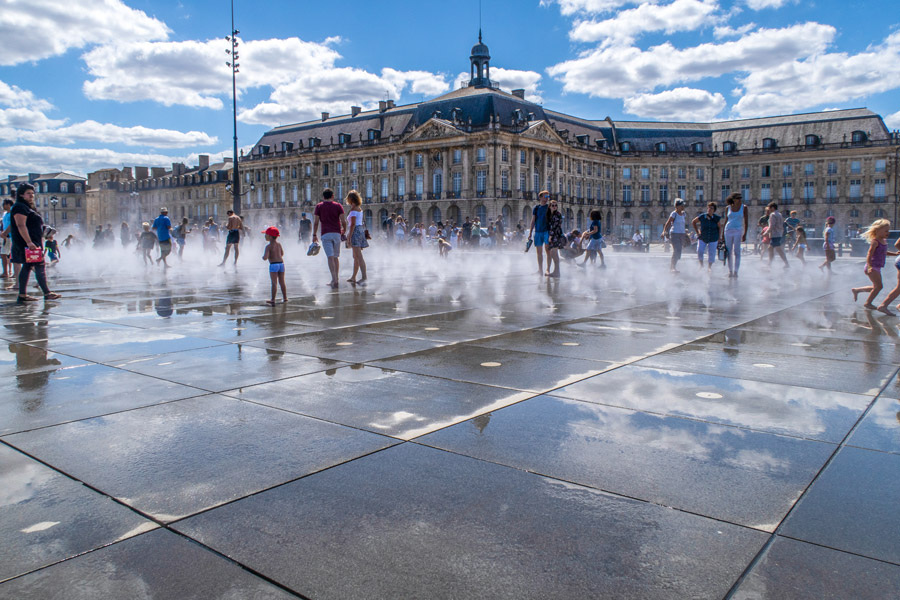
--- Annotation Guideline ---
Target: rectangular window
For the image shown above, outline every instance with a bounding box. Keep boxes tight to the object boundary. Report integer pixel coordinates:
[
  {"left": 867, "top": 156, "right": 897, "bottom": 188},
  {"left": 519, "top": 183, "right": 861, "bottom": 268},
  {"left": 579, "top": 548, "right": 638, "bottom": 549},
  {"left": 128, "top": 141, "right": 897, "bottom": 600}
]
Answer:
[
  {"left": 381, "top": 158, "right": 388, "bottom": 172},
  {"left": 381, "top": 178, "right": 388, "bottom": 199},
  {"left": 279, "top": 168, "right": 285, "bottom": 180},
  {"left": 279, "top": 186, "right": 285, "bottom": 204},
  {"left": 803, "top": 182, "right": 814, "bottom": 199},
  {"left": 476, "top": 148, "right": 486, "bottom": 163},
  {"left": 415, "top": 174, "right": 424, "bottom": 195},
  {"left": 365, "top": 179, "right": 373, "bottom": 199},
  {"left": 640, "top": 184, "right": 650, "bottom": 203},
  {"left": 365, "top": 160, "right": 372, "bottom": 173},
  {"left": 520, "top": 149, "right": 526, "bottom": 165},
  {"left": 641, "top": 167, "right": 649, "bottom": 180},
  {"left": 721, "top": 185, "right": 730, "bottom": 201},
  {"left": 453, "top": 172, "right": 462, "bottom": 193},
  {"left": 304, "top": 184, "right": 311, "bottom": 202},
  {"left": 849, "top": 179, "right": 861, "bottom": 198},
  {"left": 576, "top": 181, "right": 582, "bottom": 197},
  {"left": 501, "top": 170, "right": 509, "bottom": 191},
  {"left": 520, "top": 172, "right": 526, "bottom": 191},
  {"left": 75, "top": 198, "right": 81, "bottom": 208},
  {"left": 415, "top": 154, "right": 423, "bottom": 167},
  {"left": 875, "top": 159, "right": 886, "bottom": 173},
  {"left": 398, "top": 176, "right": 406, "bottom": 196},
  {"left": 476, "top": 170, "right": 487, "bottom": 192},
  {"left": 741, "top": 167, "right": 750, "bottom": 179},
  {"left": 397, "top": 156, "right": 405, "bottom": 169},
  {"left": 782, "top": 165, "right": 793, "bottom": 177},
  {"left": 586, "top": 182, "right": 592, "bottom": 199},
  {"left": 533, "top": 172, "right": 540, "bottom": 192},
  {"left": 721, "top": 168, "right": 730, "bottom": 179},
  {"left": 501, "top": 147, "right": 509, "bottom": 162},
  {"left": 827, "top": 162, "right": 837, "bottom": 175},
  {"left": 781, "top": 182, "right": 793, "bottom": 200},
  {"left": 761, "top": 165, "right": 771, "bottom": 178},
  {"left": 760, "top": 183, "right": 771, "bottom": 201},
  {"left": 694, "top": 186, "right": 704, "bottom": 203},
  {"left": 332, "top": 183, "right": 339, "bottom": 200},
  {"left": 576, "top": 161, "right": 582, "bottom": 175},
  {"left": 851, "top": 161, "right": 861, "bottom": 174},
  {"left": 622, "top": 184, "right": 632, "bottom": 203},
  {"left": 677, "top": 167, "right": 686, "bottom": 179},
  {"left": 336, "top": 163, "right": 343, "bottom": 175},
  {"left": 804, "top": 163, "right": 814, "bottom": 176},
  {"left": 659, "top": 184, "right": 668, "bottom": 204},
  {"left": 740, "top": 184, "right": 751, "bottom": 201},
  {"left": 351, "top": 161, "right": 358, "bottom": 174},
  {"left": 875, "top": 179, "right": 886, "bottom": 198},
  {"left": 267, "top": 188, "right": 274, "bottom": 204},
  {"left": 677, "top": 185, "right": 686, "bottom": 200},
  {"left": 304, "top": 165, "right": 311, "bottom": 176},
  {"left": 659, "top": 167, "right": 668, "bottom": 179},
  {"left": 826, "top": 180, "right": 837, "bottom": 199},
  {"left": 623, "top": 167, "right": 632, "bottom": 180},
  {"left": 696, "top": 168, "right": 704, "bottom": 180},
  {"left": 453, "top": 149, "right": 461, "bottom": 164}
]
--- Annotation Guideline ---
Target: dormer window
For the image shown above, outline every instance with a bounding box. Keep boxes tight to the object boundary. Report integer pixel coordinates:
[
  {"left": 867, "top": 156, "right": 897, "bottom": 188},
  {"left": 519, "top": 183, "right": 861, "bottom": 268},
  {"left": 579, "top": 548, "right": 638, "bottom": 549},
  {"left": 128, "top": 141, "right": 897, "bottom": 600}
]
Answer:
[
  {"left": 595, "top": 139, "right": 606, "bottom": 150},
  {"left": 576, "top": 134, "right": 589, "bottom": 145},
  {"left": 308, "top": 137, "right": 321, "bottom": 148},
  {"left": 691, "top": 142, "right": 704, "bottom": 153},
  {"left": 367, "top": 129, "right": 381, "bottom": 141},
  {"left": 338, "top": 133, "right": 351, "bottom": 145},
  {"left": 620, "top": 141, "right": 632, "bottom": 152},
  {"left": 762, "top": 138, "right": 777, "bottom": 150},
  {"left": 851, "top": 130, "right": 867, "bottom": 145},
  {"left": 805, "top": 134, "right": 820, "bottom": 147},
  {"left": 722, "top": 141, "right": 736, "bottom": 153},
  {"left": 656, "top": 142, "right": 667, "bottom": 153}
]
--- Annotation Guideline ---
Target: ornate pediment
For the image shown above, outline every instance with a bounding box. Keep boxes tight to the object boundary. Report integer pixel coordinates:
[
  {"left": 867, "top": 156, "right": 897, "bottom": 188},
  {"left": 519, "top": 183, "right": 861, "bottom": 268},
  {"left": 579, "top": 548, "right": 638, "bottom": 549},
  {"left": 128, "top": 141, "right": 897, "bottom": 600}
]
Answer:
[
  {"left": 407, "top": 118, "right": 464, "bottom": 141},
  {"left": 520, "top": 121, "right": 565, "bottom": 144}
]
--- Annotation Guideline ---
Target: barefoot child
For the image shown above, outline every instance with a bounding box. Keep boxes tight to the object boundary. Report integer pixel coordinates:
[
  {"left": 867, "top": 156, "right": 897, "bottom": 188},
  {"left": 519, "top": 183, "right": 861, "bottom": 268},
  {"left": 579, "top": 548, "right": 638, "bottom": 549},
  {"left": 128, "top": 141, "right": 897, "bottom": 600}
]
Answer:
[
  {"left": 819, "top": 216, "right": 836, "bottom": 272},
  {"left": 793, "top": 226, "right": 807, "bottom": 265},
  {"left": 44, "top": 230, "right": 60, "bottom": 267},
  {"left": 262, "top": 226, "right": 287, "bottom": 305},
  {"left": 851, "top": 219, "right": 897, "bottom": 314},
  {"left": 580, "top": 209, "right": 606, "bottom": 268},
  {"left": 437, "top": 235, "right": 452, "bottom": 258},
  {"left": 138, "top": 222, "right": 156, "bottom": 265}
]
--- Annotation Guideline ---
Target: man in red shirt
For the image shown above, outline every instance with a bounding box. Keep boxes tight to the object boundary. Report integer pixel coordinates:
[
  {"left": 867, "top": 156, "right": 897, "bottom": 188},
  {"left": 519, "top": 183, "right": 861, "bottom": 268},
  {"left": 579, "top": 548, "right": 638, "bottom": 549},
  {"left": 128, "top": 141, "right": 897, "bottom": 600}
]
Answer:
[{"left": 312, "top": 188, "right": 348, "bottom": 288}]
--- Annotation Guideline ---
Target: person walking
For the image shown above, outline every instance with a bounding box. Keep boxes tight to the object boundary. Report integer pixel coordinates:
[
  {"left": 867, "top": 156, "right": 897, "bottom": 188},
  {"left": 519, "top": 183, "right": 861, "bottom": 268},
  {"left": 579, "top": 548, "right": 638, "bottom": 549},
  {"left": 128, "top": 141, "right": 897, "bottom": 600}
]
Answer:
[
  {"left": 766, "top": 202, "right": 790, "bottom": 268},
  {"left": 218, "top": 210, "right": 243, "bottom": 267},
  {"left": 151, "top": 207, "right": 173, "bottom": 268},
  {"left": 819, "top": 216, "right": 837, "bottom": 272},
  {"left": 1, "top": 198, "right": 13, "bottom": 280},
  {"left": 692, "top": 202, "right": 722, "bottom": 272},
  {"left": 345, "top": 190, "right": 368, "bottom": 285},
  {"left": 546, "top": 198, "right": 565, "bottom": 278},
  {"left": 312, "top": 188, "right": 348, "bottom": 288},
  {"left": 9, "top": 183, "right": 61, "bottom": 302},
  {"left": 723, "top": 193, "right": 749, "bottom": 278},
  {"left": 299, "top": 213, "right": 312, "bottom": 245},
  {"left": 528, "top": 191, "right": 551, "bottom": 274},
  {"left": 662, "top": 198, "right": 688, "bottom": 273},
  {"left": 119, "top": 222, "right": 130, "bottom": 247}
]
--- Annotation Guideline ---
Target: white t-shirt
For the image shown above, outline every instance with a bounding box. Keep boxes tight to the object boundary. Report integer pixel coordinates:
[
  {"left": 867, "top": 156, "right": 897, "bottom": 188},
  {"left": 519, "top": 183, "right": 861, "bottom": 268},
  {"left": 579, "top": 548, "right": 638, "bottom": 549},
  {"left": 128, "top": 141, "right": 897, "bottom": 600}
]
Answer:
[
  {"left": 348, "top": 210, "right": 363, "bottom": 227},
  {"left": 669, "top": 211, "right": 686, "bottom": 234}
]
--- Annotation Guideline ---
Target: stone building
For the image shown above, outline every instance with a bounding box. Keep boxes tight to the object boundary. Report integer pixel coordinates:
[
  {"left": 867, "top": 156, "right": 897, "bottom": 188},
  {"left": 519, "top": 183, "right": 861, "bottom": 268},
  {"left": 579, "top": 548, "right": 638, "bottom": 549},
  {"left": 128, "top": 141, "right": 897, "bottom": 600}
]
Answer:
[
  {"left": 86, "top": 156, "right": 234, "bottom": 230},
  {"left": 238, "top": 35, "right": 900, "bottom": 241},
  {"left": 1, "top": 173, "right": 87, "bottom": 230}
]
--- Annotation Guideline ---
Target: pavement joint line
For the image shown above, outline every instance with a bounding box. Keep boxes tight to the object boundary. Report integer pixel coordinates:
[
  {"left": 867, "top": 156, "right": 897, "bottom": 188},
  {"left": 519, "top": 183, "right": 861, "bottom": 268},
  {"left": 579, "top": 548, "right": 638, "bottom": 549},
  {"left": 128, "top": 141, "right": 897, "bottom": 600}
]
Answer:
[
  {"left": 721, "top": 362, "right": 900, "bottom": 599},
  {"left": 772, "top": 533, "right": 900, "bottom": 568}
]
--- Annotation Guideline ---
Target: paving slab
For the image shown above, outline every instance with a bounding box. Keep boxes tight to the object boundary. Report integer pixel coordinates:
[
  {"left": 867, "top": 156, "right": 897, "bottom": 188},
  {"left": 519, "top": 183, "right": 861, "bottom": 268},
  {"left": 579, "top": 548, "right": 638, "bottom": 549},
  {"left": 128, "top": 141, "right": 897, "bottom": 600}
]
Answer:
[
  {"left": 731, "top": 536, "right": 900, "bottom": 600},
  {"left": 4, "top": 395, "right": 397, "bottom": 522},
  {"left": 0, "top": 528, "right": 295, "bottom": 598},
  {"left": 223, "top": 364, "right": 534, "bottom": 440},
  {"left": 553, "top": 365, "right": 872, "bottom": 442},
  {"left": 247, "top": 329, "right": 449, "bottom": 363},
  {"left": 0, "top": 443, "right": 154, "bottom": 583},
  {"left": 174, "top": 443, "right": 768, "bottom": 600},
  {"left": 418, "top": 395, "right": 834, "bottom": 530},
  {"left": 780, "top": 446, "right": 900, "bottom": 564},
  {"left": 847, "top": 396, "right": 900, "bottom": 453}
]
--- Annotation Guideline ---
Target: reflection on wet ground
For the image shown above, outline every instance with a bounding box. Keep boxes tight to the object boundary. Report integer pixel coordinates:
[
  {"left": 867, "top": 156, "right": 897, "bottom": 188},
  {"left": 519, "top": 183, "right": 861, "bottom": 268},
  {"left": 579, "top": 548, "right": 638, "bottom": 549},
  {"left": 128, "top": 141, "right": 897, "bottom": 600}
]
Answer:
[{"left": 1, "top": 253, "right": 898, "bottom": 597}]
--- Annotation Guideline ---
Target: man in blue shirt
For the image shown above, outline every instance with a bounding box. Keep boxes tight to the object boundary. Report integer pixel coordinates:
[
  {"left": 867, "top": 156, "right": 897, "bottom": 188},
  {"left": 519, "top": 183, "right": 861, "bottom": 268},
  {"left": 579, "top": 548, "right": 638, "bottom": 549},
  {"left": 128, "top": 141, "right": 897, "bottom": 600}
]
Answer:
[
  {"left": 528, "top": 191, "right": 550, "bottom": 274},
  {"left": 152, "top": 207, "right": 173, "bottom": 267}
]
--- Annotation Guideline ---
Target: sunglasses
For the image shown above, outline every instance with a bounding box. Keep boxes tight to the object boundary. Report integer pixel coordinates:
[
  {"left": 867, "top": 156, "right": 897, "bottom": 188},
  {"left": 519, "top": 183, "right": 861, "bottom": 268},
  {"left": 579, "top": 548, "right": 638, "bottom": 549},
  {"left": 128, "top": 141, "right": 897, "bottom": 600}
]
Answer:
[{"left": 549, "top": 203, "right": 558, "bottom": 207}]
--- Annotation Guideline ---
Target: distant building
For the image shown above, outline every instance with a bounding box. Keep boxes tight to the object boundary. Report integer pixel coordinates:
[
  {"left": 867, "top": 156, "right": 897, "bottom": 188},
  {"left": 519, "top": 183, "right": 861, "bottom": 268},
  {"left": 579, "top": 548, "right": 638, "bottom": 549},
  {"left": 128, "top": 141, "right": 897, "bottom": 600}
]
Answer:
[
  {"left": 236, "top": 34, "right": 900, "bottom": 240},
  {"left": 1, "top": 173, "right": 87, "bottom": 230}
]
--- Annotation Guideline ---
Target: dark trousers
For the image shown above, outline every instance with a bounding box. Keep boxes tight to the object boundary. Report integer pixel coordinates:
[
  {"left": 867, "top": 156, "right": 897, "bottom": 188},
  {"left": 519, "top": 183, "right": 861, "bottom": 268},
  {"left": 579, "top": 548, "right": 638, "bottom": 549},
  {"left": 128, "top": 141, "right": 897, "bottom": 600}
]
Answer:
[{"left": 18, "top": 262, "right": 49, "bottom": 296}]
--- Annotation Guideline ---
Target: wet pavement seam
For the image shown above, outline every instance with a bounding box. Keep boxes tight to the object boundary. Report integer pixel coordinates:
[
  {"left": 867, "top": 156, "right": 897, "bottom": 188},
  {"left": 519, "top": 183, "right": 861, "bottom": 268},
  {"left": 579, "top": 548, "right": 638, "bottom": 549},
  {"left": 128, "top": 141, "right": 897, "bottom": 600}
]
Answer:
[
  {"left": 773, "top": 533, "right": 900, "bottom": 568},
  {"left": 721, "top": 362, "right": 900, "bottom": 598}
]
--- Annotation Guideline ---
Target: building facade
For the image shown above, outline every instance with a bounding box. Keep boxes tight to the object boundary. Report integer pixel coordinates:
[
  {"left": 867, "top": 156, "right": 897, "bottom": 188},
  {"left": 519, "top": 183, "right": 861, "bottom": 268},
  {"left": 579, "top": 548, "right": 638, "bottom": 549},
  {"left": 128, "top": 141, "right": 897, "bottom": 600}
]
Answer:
[
  {"left": 2, "top": 173, "right": 88, "bottom": 230},
  {"left": 234, "top": 36, "right": 899, "bottom": 241}
]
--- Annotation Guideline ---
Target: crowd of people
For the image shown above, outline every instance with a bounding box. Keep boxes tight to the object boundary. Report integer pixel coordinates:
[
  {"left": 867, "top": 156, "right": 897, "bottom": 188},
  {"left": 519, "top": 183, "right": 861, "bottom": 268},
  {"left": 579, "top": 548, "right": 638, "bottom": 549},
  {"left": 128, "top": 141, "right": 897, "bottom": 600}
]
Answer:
[{"left": 2, "top": 185, "right": 894, "bottom": 314}]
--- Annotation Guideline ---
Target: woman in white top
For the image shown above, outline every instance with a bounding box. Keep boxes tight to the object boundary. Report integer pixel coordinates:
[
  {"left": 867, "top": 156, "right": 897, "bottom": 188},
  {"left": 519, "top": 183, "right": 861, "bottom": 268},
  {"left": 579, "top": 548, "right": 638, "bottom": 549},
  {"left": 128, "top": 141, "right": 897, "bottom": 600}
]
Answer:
[
  {"left": 345, "top": 190, "right": 368, "bottom": 285},
  {"left": 723, "top": 192, "right": 749, "bottom": 277},
  {"left": 662, "top": 198, "right": 688, "bottom": 273}
]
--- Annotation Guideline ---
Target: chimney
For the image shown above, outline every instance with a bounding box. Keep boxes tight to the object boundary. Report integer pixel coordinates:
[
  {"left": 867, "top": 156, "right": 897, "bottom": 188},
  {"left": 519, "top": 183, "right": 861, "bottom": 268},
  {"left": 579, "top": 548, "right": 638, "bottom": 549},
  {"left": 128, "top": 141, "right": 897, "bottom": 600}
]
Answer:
[
  {"left": 321, "top": 112, "right": 329, "bottom": 121},
  {"left": 122, "top": 167, "right": 133, "bottom": 179},
  {"left": 198, "top": 155, "right": 210, "bottom": 170},
  {"left": 135, "top": 166, "right": 149, "bottom": 179},
  {"left": 151, "top": 167, "right": 166, "bottom": 177},
  {"left": 512, "top": 89, "right": 525, "bottom": 99},
  {"left": 28, "top": 172, "right": 39, "bottom": 182},
  {"left": 351, "top": 106, "right": 361, "bottom": 117},
  {"left": 386, "top": 100, "right": 395, "bottom": 109},
  {"left": 378, "top": 100, "right": 387, "bottom": 113},
  {"left": 223, "top": 157, "right": 233, "bottom": 163}
]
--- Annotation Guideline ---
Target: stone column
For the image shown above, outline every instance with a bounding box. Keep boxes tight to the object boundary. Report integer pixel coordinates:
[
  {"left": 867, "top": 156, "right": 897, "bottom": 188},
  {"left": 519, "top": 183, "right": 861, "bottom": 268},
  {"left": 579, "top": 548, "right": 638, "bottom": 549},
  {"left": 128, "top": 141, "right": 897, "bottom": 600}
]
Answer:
[{"left": 442, "top": 148, "right": 450, "bottom": 199}]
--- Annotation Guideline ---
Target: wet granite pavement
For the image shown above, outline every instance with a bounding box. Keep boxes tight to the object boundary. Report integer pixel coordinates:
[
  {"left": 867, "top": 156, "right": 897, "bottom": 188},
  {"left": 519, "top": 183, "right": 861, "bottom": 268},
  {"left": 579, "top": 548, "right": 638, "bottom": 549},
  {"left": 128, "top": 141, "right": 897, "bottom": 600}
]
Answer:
[{"left": 1, "top": 251, "right": 898, "bottom": 599}]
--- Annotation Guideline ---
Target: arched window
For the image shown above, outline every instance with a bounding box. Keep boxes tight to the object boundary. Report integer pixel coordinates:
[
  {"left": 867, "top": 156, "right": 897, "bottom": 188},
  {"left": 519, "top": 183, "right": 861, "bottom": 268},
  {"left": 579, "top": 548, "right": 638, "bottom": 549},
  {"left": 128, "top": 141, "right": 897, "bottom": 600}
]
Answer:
[
  {"left": 42, "top": 182, "right": 49, "bottom": 192},
  {"left": 410, "top": 206, "right": 422, "bottom": 224},
  {"left": 364, "top": 209, "right": 373, "bottom": 230},
  {"left": 805, "top": 134, "right": 820, "bottom": 147},
  {"left": 576, "top": 210, "right": 584, "bottom": 230},
  {"left": 448, "top": 204, "right": 460, "bottom": 225},
  {"left": 803, "top": 209, "right": 814, "bottom": 219},
  {"left": 522, "top": 205, "right": 531, "bottom": 223},
  {"left": 378, "top": 208, "right": 388, "bottom": 226},
  {"left": 502, "top": 205, "right": 511, "bottom": 225},
  {"left": 851, "top": 130, "right": 867, "bottom": 145},
  {"left": 849, "top": 208, "right": 860, "bottom": 218},
  {"left": 874, "top": 209, "right": 886, "bottom": 218},
  {"left": 620, "top": 141, "right": 632, "bottom": 152},
  {"left": 475, "top": 204, "right": 487, "bottom": 224},
  {"left": 641, "top": 211, "right": 651, "bottom": 220},
  {"left": 565, "top": 208, "right": 574, "bottom": 231},
  {"left": 623, "top": 211, "right": 633, "bottom": 219},
  {"left": 429, "top": 206, "right": 442, "bottom": 225},
  {"left": 722, "top": 141, "right": 737, "bottom": 153}
]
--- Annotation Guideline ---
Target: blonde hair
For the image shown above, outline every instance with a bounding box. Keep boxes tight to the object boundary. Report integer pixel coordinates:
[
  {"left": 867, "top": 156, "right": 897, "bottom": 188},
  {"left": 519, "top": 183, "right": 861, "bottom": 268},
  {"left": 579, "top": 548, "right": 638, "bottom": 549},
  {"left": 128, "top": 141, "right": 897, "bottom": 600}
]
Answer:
[
  {"left": 346, "top": 190, "right": 362, "bottom": 208},
  {"left": 862, "top": 218, "right": 891, "bottom": 242}
]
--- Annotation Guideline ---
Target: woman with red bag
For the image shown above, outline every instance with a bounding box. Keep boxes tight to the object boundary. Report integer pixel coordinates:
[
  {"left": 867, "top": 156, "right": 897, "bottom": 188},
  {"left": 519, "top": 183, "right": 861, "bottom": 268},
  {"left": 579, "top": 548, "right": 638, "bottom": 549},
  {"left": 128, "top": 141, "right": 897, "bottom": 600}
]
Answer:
[{"left": 10, "top": 183, "right": 61, "bottom": 303}]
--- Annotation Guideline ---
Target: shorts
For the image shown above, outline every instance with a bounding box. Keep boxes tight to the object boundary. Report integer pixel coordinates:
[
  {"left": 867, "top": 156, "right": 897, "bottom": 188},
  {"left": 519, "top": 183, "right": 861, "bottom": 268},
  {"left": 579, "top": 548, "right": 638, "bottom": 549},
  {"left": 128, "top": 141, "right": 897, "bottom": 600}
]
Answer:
[
  {"left": 47, "top": 252, "right": 59, "bottom": 262},
  {"left": 798, "top": 244, "right": 807, "bottom": 250},
  {"left": 868, "top": 266, "right": 882, "bottom": 273},
  {"left": 269, "top": 262, "right": 285, "bottom": 273},
  {"left": 533, "top": 230, "right": 550, "bottom": 247},
  {"left": 175, "top": 237, "right": 186, "bottom": 246},
  {"left": 321, "top": 232, "right": 341, "bottom": 258},
  {"left": 770, "top": 237, "right": 783, "bottom": 247},
  {"left": 226, "top": 230, "right": 240, "bottom": 245},
  {"left": 159, "top": 240, "right": 172, "bottom": 257},
  {"left": 895, "top": 256, "right": 900, "bottom": 272},
  {"left": 824, "top": 247, "right": 835, "bottom": 262},
  {"left": 585, "top": 238, "right": 603, "bottom": 251},
  {"left": 0, "top": 236, "right": 9, "bottom": 255}
]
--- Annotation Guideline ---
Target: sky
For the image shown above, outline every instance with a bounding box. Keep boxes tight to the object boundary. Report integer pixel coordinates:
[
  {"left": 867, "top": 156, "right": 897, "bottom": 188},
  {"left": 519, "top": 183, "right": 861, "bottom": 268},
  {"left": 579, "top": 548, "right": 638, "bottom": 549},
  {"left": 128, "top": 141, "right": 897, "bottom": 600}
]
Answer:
[{"left": 1, "top": 0, "right": 899, "bottom": 177}]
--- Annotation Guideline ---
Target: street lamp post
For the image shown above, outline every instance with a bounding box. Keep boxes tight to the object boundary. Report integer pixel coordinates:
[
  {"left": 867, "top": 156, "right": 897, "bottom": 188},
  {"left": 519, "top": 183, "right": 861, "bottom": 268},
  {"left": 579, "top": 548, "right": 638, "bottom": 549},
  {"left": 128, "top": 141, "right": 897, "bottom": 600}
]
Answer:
[
  {"left": 50, "top": 196, "right": 58, "bottom": 228},
  {"left": 226, "top": 0, "right": 241, "bottom": 215},
  {"left": 130, "top": 191, "right": 140, "bottom": 224}
]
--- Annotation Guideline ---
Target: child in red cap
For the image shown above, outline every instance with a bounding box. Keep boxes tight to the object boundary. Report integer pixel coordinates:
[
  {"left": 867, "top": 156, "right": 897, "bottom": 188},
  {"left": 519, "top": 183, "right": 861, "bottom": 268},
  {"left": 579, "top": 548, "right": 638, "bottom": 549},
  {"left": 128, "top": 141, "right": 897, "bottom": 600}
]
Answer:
[{"left": 262, "top": 226, "right": 287, "bottom": 305}]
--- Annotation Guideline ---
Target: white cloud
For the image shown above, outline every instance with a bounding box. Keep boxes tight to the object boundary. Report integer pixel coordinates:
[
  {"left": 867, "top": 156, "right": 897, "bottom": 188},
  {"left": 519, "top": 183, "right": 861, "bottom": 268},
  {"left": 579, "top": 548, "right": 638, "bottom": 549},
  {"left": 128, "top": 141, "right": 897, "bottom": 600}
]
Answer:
[
  {"left": 547, "top": 22, "right": 835, "bottom": 98},
  {"left": 0, "top": 81, "right": 53, "bottom": 111},
  {"left": 544, "top": 0, "right": 641, "bottom": 16},
  {"left": 734, "top": 31, "right": 900, "bottom": 117},
  {"left": 0, "top": 146, "right": 188, "bottom": 176},
  {"left": 15, "top": 121, "right": 217, "bottom": 148},
  {"left": 714, "top": 23, "right": 757, "bottom": 38},
  {"left": 0, "top": 108, "right": 65, "bottom": 132},
  {"left": 453, "top": 67, "right": 544, "bottom": 103},
  {"left": 624, "top": 87, "right": 726, "bottom": 120},
  {"left": 382, "top": 69, "right": 450, "bottom": 97},
  {"left": 745, "top": 0, "right": 790, "bottom": 9},
  {"left": 571, "top": 0, "right": 720, "bottom": 46},
  {"left": 885, "top": 111, "right": 900, "bottom": 130},
  {"left": 0, "top": 0, "right": 169, "bottom": 66}
]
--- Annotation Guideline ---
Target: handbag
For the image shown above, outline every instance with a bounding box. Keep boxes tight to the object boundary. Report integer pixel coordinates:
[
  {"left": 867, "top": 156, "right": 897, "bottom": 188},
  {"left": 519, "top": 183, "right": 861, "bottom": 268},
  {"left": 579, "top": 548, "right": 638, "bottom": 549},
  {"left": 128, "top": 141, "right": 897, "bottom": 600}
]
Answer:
[
  {"left": 717, "top": 240, "right": 729, "bottom": 263},
  {"left": 25, "top": 247, "right": 43, "bottom": 263},
  {"left": 364, "top": 228, "right": 372, "bottom": 240}
]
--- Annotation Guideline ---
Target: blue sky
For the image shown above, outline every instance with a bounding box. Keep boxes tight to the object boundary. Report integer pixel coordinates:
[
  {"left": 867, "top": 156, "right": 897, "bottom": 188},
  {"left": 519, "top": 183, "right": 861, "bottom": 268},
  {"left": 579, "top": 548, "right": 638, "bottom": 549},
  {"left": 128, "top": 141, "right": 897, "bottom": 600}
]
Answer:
[{"left": 1, "top": 0, "right": 898, "bottom": 176}]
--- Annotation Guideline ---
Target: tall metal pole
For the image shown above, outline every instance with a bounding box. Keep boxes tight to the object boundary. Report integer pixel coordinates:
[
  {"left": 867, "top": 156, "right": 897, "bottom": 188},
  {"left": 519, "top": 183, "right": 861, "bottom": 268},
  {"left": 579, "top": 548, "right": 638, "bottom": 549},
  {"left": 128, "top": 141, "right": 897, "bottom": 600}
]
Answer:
[{"left": 229, "top": 0, "right": 241, "bottom": 215}]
